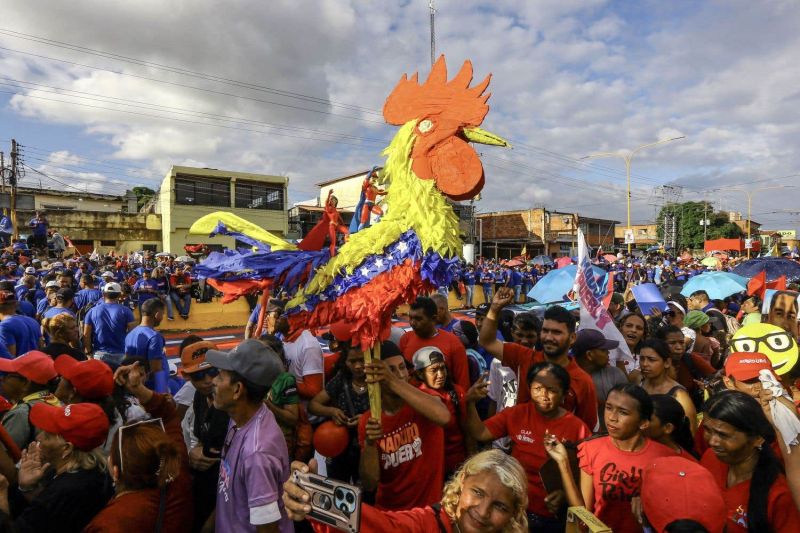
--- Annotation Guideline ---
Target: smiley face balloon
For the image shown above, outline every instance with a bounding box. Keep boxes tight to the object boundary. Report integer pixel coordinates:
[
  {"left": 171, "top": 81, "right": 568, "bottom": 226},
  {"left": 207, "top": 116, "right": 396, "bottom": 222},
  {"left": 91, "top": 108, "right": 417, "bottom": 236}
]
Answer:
[{"left": 730, "top": 323, "right": 799, "bottom": 376}]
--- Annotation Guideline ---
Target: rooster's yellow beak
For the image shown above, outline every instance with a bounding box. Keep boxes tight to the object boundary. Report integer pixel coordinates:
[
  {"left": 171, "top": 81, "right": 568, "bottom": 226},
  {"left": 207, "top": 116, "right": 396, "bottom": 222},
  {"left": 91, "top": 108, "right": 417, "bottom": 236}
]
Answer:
[{"left": 462, "top": 127, "right": 511, "bottom": 149}]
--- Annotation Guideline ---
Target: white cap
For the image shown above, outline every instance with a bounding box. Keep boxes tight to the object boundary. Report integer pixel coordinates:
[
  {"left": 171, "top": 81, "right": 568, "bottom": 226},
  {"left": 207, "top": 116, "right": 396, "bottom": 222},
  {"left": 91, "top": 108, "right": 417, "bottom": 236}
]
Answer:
[
  {"left": 168, "top": 361, "right": 178, "bottom": 377},
  {"left": 101, "top": 271, "right": 114, "bottom": 278},
  {"left": 103, "top": 282, "right": 121, "bottom": 293},
  {"left": 24, "top": 267, "right": 36, "bottom": 274},
  {"left": 45, "top": 281, "right": 60, "bottom": 289}
]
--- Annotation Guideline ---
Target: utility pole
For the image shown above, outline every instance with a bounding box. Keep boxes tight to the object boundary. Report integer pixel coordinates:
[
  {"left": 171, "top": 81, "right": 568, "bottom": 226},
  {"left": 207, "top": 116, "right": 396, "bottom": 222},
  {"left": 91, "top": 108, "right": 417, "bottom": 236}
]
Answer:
[
  {"left": 429, "top": 0, "right": 436, "bottom": 67},
  {"left": 0, "top": 151, "right": 5, "bottom": 216},
  {"left": 9, "top": 140, "right": 18, "bottom": 239}
]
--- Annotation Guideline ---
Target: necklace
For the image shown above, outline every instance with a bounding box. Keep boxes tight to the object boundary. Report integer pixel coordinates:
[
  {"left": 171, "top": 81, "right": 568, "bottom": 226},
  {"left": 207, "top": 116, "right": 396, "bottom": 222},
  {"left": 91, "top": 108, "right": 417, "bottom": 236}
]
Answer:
[{"left": 353, "top": 382, "right": 366, "bottom": 393}]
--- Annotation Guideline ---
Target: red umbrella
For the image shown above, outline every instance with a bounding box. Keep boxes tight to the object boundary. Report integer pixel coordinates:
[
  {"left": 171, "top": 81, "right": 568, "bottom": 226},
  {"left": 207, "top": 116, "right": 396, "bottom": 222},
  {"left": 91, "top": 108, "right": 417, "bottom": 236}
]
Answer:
[
  {"left": 556, "top": 256, "right": 572, "bottom": 268},
  {"left": 602, "top": 254, "right": 618, "bottom": 263},
  {"left": 506, "top": 259, "right": 524, "bottom": 267}
]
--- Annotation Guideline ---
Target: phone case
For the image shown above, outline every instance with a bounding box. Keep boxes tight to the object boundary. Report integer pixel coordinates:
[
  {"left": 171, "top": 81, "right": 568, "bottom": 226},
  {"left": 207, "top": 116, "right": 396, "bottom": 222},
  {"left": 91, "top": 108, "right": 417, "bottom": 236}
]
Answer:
[{"left": 293, "top": 470, "right": 362, "bottom": 532}]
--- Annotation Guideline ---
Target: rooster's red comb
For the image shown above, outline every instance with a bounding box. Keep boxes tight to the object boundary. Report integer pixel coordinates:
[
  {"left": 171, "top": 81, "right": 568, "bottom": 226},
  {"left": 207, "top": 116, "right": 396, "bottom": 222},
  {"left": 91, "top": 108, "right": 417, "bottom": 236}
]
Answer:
[{"left": 383, "top": 56, "right": 491, "bottom": 127}]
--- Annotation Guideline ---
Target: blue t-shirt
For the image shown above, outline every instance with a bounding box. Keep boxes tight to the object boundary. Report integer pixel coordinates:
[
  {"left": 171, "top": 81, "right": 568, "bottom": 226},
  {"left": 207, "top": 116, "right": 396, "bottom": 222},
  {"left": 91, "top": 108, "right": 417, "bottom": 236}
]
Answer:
[
  {"left": 74, "top": 288, "right": 104, "bottom": 310},
  {"left": 480, "top": 273, "right": 495, "bottom": 288},
  {"left": 18, "top": 301, "right": 35, "bottom": 318},
  {"left": 463, "top": 272, "right": 476, "bottom": 286},
  {"left": 43, "top": 307, "right": 76, "bottom": 320},
  {"left": 84, "top": 303, "right": 135, "bottom": 353},
  {"left": 125, "top": 325, "right": 168, "bottom": 393},
  {"left": 0, "top": 315, "right": 41, "bottom": 355},
  {"left": 249, "top": 304, "right": 262, "bottom": 324},
  {"left": 510, "top": 271, "right": 523, "bottom": 286},
  {"left": 36, "top": 298, "right": 51, "bottom": 316},
  {"left": 28, "top": 218, "right": 48, "bottom": 235},
  {"left": 133, "top": 279, "right": 160, "bottom": 303},
  {"left": 14, "top": 286, "right": 28, "bottom": 302}
]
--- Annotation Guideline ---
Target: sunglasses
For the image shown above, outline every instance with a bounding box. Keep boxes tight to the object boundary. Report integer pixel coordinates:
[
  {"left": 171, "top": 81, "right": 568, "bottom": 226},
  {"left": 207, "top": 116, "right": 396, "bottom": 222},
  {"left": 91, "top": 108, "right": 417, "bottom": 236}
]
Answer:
[
  {"left": 118, "top": 418, "right": 165, "bottom": 474},
  {"left": 188, "top": 367, "right": 219, "bottom": 380}
]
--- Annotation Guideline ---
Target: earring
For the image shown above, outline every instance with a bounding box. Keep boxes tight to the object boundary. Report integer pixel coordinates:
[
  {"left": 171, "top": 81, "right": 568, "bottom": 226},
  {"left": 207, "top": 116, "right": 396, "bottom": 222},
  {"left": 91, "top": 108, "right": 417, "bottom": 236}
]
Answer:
[{"left": 757, "top": 444, "right": 763, "bottom": 450}]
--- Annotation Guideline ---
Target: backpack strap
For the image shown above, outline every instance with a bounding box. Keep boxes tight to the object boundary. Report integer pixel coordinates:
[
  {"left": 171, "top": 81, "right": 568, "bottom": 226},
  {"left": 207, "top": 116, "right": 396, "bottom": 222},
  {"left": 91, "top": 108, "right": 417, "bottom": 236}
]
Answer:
[{"left": 430, "top": 504, "right": 449, "bottom": 533}]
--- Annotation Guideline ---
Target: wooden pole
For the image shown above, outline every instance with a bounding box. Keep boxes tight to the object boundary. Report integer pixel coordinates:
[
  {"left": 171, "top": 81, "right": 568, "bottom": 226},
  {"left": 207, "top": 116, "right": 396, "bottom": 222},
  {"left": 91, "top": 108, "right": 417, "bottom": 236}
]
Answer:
[
  {"left": 253, "top": 289, "right": 271, "bottom": 338},
  {"left": 364, "top": 342, "right": 381, "bottom": 422}
]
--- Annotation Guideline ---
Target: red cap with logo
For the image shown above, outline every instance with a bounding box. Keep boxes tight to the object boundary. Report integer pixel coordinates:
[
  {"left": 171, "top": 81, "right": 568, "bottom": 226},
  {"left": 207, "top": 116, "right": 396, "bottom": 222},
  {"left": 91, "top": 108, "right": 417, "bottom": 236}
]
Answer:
[
  {"left": 0, "top": 351, "right": 57, "bottom": 384},
  {"left": 30, "top": 403, "right": 110, "bottom": 451},
  {"left": 725, "top": 352, "right": 779, "bottom": 381},
  {"left": 641, "top": 456, "right": 726, "bottom": 533},
  {"left": 54, "top": 355, "right": 114, "bottom": 399}
]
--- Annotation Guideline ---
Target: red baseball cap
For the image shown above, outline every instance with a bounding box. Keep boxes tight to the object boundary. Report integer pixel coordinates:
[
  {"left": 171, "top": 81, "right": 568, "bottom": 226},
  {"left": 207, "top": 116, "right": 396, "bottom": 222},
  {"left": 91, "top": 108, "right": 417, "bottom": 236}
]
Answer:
[
  {"left": 641, "top": 457, "right": 726, "bottom": 533},
  {"left": 30, "top": 403, "right": 109, "bottom": 452},
  {"left": 725, "top": 352, "right": 779, "bottom": 382},
  {"left": 54, "top": 356, "right": 114, "bottom": 399},
  {"left": 0, "top": 351, "right": 57, "bottom": 384},
  {"left": 321, "top": 320, "right": 353, "bottom": 342}
]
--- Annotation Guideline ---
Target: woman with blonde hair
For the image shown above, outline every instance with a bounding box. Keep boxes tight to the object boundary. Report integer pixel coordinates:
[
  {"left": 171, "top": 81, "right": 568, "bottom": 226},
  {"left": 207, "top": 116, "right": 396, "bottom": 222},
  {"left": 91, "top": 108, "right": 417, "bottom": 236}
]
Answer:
[
  {"left": 40, "top": 312, "right": 86, "bottom": 361},
  {"left": 284, "top": 449, "right": 529, "bottom": 533}
]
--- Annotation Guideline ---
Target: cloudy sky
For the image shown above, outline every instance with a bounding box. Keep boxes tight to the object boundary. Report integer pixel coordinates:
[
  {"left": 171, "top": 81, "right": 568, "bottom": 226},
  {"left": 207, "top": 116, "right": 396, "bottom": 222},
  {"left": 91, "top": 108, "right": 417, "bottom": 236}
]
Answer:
[{"left": 1, "top": 0, "right": 798, "bottom": 232}]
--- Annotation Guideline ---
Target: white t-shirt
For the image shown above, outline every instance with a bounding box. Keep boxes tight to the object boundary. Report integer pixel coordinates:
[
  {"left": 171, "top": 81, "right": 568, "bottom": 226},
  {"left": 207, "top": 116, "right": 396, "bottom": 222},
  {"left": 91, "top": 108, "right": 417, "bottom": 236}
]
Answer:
[
  {"left": 284, "top": 330, "right": 325, "bottom": 423},
  {"left": 174, "top": 380, "right": 196, "bottom": 407},
  {"left": 487, "top": 359, "right": 518, "bottom": 452}
]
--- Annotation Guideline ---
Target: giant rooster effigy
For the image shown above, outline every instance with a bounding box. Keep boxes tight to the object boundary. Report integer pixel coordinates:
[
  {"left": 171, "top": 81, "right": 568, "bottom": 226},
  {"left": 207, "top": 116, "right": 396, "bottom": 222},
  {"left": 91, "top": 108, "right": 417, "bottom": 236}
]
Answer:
[{"left": 190, "top": 56, "right": 509, "bottom": 351}]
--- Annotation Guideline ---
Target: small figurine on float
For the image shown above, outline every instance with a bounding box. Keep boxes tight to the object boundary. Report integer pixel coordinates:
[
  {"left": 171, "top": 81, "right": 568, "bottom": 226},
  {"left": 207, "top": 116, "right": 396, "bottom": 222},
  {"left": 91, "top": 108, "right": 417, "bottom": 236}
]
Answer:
[{"left": 350, "top": 166, "right": 387, "bottom": 234}]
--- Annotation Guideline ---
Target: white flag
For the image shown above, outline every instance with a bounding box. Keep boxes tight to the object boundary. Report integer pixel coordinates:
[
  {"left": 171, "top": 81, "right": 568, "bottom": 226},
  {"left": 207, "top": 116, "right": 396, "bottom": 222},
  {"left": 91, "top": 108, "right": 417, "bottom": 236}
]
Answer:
[
  {"left": 89, "top": 248, "right": 98, "bottom": 261},
  {"left": 574, "top": 229, "right": 634, "bottom": 366}
]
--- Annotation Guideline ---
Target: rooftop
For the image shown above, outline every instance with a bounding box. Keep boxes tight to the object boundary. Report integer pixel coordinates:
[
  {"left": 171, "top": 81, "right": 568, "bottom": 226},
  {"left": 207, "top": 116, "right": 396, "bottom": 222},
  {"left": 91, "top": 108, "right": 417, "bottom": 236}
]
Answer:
[{"left": 315, "top": 167, "right": 383, "bottom": 188}]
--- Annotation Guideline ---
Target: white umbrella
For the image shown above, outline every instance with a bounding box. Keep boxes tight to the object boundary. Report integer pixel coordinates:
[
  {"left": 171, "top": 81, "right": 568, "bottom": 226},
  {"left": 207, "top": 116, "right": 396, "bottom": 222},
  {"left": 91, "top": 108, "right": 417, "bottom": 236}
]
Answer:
[
  {"left": 155, "top": 252, "right": 174, "bottom": 258},
  {"left": 175, "top": 255, "right": 193, "bottom": 263}
]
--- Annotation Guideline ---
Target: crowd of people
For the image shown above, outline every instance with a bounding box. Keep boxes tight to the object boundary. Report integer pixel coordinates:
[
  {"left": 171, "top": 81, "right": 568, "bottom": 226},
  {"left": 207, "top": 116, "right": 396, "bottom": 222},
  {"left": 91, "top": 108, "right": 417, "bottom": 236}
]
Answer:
[{"left": 0, "top": 229, "right": 796, "bottom": 532}]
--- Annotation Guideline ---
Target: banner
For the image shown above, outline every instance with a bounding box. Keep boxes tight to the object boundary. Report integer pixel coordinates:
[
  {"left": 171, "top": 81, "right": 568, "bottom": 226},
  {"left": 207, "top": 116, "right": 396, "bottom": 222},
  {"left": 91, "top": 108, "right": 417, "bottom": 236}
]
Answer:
[{"left": 574, "top": 229, "right": 634, "bottom": 366}]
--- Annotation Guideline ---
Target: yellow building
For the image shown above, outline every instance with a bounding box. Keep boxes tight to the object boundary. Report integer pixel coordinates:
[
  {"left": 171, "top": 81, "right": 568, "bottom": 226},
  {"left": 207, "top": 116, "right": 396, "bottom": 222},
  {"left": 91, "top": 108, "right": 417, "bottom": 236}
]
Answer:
[{"left": 157, "top": 166, "right": 288, "bottom": 254}]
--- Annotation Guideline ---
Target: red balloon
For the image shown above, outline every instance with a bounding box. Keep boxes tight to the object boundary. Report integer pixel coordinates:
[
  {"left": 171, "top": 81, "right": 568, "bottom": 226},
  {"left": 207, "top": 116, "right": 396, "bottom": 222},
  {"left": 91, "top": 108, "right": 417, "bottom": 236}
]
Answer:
[{"left": 313, "top": 421, "right": 350, "bottom": 458}]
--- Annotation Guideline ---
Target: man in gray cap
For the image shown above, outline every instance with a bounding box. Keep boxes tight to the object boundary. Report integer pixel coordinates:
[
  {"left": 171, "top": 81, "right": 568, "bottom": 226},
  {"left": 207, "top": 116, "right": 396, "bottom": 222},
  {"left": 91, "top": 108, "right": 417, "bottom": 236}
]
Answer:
[
  {"left": 571, "top": 329, "right": 626, "bottom": 432},
  {"left": 206, "top": 339, "right": 292, "bottom": 532}
]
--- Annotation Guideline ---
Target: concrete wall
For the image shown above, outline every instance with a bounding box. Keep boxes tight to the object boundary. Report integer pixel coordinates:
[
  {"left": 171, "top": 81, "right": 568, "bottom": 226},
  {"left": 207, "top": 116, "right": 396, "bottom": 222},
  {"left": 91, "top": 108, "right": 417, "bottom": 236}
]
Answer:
[{"left": 32, "top": 192, "right": 125, "bottom": 213}]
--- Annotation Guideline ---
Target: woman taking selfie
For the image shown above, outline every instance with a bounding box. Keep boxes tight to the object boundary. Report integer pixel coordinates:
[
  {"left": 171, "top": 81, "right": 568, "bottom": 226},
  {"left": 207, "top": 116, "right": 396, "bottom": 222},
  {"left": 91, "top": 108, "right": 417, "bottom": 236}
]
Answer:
[
  {"left": 464, "top": 362, "right": 590, "bottom": 530},
  {"left": 283, "top": 449, "right": 529, "bottom": 533},
  {"left": 544, "top": 384, "right": 677, "bottom": 532},
  {"left": 700, "top": 390, "right": 799, "bottom": 533}
]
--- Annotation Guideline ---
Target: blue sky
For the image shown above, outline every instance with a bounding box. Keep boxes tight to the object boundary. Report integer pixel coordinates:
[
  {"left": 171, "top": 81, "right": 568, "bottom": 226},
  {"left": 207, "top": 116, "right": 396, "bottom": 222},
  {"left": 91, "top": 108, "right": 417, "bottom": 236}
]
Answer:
[{"left": 1, "top": 0, "right": 799, "bottom": 231}]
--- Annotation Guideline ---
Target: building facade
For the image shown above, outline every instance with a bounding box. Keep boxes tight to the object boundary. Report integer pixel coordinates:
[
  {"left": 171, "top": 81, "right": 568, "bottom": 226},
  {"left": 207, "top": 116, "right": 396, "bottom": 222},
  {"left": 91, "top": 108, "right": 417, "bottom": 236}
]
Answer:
[
  {"left": 157, "top": 166, "right": 288, "bottom": 254},
  {"left": 476, "top": 208, "right": 618, "bottom": 259}
]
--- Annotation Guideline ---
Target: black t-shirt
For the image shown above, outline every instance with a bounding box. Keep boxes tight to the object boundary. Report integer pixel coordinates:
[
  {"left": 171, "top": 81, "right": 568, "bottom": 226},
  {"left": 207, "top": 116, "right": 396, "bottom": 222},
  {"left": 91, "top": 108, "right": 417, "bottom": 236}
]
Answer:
[
  {"left": 324, "top": 372, "right": 370, "bottom": 419},
  {"left": 14, "top": 466, "right": 113, "bottom": 532},
  {"left": 192, "top": 390, "right": 229, "bottom": 459},
  {"left": 41, "top": 342, "right": 87, "bottom": 362}
]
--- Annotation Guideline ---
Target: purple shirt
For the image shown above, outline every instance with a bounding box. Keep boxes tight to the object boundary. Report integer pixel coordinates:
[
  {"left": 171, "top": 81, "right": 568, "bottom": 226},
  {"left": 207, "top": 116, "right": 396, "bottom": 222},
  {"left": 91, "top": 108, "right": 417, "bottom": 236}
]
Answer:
[{"left": 217, "top": 404, "right": 292, "bottom": 532}]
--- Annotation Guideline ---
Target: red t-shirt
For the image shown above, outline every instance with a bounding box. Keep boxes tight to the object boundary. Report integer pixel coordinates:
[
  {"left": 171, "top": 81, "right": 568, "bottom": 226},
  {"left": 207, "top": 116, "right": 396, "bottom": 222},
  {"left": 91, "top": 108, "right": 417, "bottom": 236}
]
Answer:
[
  {"left": 419, "top": 383, "right": 468, "bottom": 474},
  {"left": 578, "top": 436, "right": 678, "bottom": 532},
  {"left": 311, "top": 504, "right": 454, "bottom": 533},
  {"left": 502, "top": 343, "right": 598, "bottom": 430},
  {"left": 700, "top": 449, "right": 799, "bottom": 533},
  {"left": 358, "top": 402, "right": 444, "bottom": 511},
  {"left": 484, "top": 403, "right": 590, "bottom": 515},
  {"left": 676, "top": 352, "right": 715, "bottom": 396},
  {"left": 399, "top": 330, "right": 470, "bottom": 390}
]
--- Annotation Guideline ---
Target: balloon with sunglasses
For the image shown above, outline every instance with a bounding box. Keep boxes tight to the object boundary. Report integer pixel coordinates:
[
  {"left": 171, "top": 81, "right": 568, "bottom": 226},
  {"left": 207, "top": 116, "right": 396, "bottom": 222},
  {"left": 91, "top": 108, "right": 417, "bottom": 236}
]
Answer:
[{"left": 730, "top": 323, "right": 798, "bottom": 376}]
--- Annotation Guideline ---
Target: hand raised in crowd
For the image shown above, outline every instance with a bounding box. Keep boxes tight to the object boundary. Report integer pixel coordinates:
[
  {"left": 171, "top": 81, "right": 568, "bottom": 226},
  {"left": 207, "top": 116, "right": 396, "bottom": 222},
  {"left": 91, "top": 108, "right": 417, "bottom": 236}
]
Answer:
[
  {"left": 364, "top": 417, "right": 383, "bottom": 447},
  {"left": 18, "top": 441, "right": 51, "bottom": 490},
  {"left": 282, "top": 459, "right": 319, "bottom": 521},
  {"left": 649, "top": 306, "right": 662, "bottom": 319},
  {"left": 543, "top": 431, "right": 568, "bottom": 465},
  {"left": 466, "top": 371, "right": 490, "bottom": 403},
  {"left": 114, "top": 360, "right": 145, "bottom": 389},
  {"left": 188, "top": 445, "right": 220, "bottom": 471},
  {"left": 491, "top": 286, "right": 515, "bottom": 310}
]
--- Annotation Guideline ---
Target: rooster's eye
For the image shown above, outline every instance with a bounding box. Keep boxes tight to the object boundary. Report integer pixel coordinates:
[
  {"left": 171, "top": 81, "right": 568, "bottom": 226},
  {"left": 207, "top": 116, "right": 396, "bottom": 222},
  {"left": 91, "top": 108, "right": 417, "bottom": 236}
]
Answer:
[{"left": 417, "top": 120, "right": 434, "bottom": 134}]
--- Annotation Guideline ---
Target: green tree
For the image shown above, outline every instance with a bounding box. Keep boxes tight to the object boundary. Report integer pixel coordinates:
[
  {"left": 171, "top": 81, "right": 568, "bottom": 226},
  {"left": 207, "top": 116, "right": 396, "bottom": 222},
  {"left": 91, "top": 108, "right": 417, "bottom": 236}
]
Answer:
[
  {"left": 132, "top": 186, "right": 156, "bottom": 209},
  {"left": 656, "top": 201, "right": 743, "bottom": 249}
]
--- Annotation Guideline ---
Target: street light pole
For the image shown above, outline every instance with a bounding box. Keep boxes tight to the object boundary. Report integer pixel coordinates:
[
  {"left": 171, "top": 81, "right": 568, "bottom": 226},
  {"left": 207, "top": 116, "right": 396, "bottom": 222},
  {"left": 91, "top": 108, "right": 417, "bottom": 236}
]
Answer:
[
  {"left": 722, "top": 186, "right": 791, "bottom": 259},
  {"left": 582, "top": 136, "right": 685, "bottom": 256}
]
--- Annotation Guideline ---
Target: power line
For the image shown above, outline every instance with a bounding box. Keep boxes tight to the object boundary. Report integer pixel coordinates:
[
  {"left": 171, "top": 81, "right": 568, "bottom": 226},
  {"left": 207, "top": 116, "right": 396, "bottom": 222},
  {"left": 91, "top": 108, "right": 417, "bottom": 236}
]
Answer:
[
  {"left": 0, "top": 28, "right": 384, "bottom": 116},
  {"left": 0, "top": 45, "right": 387, "bottom": 126}
]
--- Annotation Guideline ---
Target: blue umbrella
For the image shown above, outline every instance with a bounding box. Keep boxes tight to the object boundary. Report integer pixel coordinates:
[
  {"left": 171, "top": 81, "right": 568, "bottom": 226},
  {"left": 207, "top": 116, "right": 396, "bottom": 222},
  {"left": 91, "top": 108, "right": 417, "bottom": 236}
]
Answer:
[
  {"left": 646, "top": 246, "right": 660, "bottom": 252},
  {"left": 732, "top": 257, "right": 800, "bottom": 283},
  {"left": 530, "top": 255, "right": 555, "bottom": 266},
  {"left": 527, "top": 265, "right": 607, "bottom": 304},
  {"left": 679, "top": 271, "right": 749, "bottom": 300}
]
